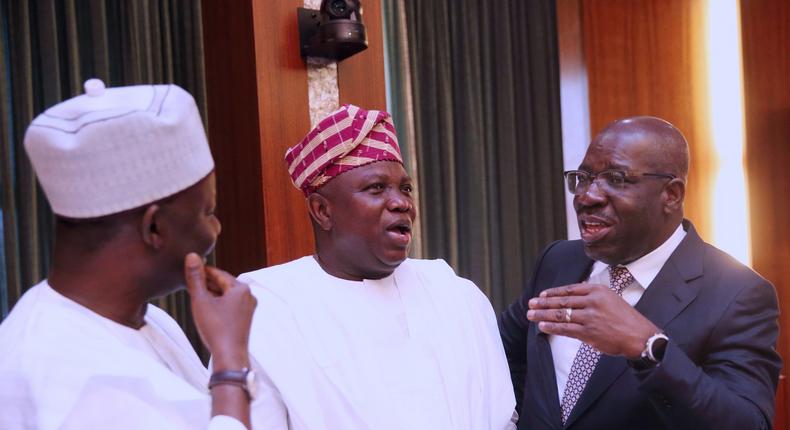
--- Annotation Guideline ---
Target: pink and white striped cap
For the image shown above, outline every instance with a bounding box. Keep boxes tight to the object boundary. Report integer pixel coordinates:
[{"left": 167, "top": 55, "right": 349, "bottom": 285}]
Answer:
[{"left": 285, "top": 104, "right": 402, "bottom": 195}]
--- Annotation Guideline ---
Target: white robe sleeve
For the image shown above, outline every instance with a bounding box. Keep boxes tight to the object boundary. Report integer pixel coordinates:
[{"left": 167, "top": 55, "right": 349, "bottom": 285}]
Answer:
[
  {"left": 208, "top": 415, "right": 248, "bottom": 430},
  {"left": 461, "top": 276, "right": 519, "bottom": 430},
  {"left": 242, "top": 278, "right": 291, "bottom": 430},
  {"left": 250, "top": 365, "right": 289, "bottom": 429},
  {"left": 56, "top": 381, "right": 208, "bottom": 430}
]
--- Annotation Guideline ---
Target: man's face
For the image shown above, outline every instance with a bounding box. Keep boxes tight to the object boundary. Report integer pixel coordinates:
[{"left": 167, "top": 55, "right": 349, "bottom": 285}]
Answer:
[
  {"left": 158, "top": 173, "right": 222, "bottom": 288},
  {"left": 574, "top": 133, "right": 671, "bottom": 265},
  {"left": 171, "top": 173, "right": 221, "bottom": 258},
  {"left": 321, "top": 161, "right": 416, "bottom": 278}
]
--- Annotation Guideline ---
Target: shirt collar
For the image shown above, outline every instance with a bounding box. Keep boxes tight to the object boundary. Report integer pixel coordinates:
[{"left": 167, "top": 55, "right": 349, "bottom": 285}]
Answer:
[{"left": 589, "top": 223, "right": 686, "bottom": 289}]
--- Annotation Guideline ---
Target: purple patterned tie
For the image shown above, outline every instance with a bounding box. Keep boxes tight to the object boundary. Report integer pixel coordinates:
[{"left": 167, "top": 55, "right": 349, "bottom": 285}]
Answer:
[{"left": 559, "top": 265, "right": 634, "bottom": 424}]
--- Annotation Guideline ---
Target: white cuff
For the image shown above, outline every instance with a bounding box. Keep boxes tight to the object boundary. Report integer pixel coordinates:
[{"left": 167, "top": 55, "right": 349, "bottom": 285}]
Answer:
[{"left": 208, "top": 414, "right": 247, "bottom": 430}]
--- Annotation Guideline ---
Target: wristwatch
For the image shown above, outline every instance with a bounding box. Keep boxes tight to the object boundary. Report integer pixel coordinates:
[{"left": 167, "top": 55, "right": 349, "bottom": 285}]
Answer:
[
  {"left": 630, "top": 333, "right": 669, "bottom": 369},
  {"left": 208, "top": 367, "right": 258, "bottom": 401}
]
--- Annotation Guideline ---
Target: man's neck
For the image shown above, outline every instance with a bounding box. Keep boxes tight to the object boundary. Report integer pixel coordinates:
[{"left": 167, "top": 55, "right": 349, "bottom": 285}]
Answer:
[
  {"left": 48, "top": 253, "right": 150, "bottom": 329},
  {"left": 591, "top": 222, "right": 686, "bottom": 289},
  {"left": 312, "top": 251, "right": 395, "bottom": 281}
]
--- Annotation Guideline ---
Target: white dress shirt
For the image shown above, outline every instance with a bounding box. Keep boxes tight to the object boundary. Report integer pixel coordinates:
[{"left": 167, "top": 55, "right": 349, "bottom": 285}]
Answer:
[{"left": 549, "top": 223, "right": 687, "bottom": 402}]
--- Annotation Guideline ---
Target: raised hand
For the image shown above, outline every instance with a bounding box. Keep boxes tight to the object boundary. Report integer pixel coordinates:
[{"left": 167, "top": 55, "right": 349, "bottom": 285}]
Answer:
[
  {"left": 183, "top": 253, "right": 257, "bottom": 371},
  {"left": 526, "top": 283, "right": 657, "bottom": 359}
]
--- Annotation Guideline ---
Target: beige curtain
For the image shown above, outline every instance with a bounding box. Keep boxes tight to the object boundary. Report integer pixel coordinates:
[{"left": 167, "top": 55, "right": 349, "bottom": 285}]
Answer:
[{"left": 0, "top": 0, "right": 208, "bottom": 357}]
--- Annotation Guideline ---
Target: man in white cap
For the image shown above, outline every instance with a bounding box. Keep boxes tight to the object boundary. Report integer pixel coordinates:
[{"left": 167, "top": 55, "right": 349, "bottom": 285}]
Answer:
[
  {"left": 0, "top": 80, "right": 258, "bottom": 429},
  {"left": 241, "top": 104, "right": 517, "bottom": 429}
]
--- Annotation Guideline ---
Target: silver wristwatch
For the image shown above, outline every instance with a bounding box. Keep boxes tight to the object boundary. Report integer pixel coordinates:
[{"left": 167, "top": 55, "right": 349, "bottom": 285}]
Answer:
[
  {"left": 640, "top": 333, "right": 669, "bottom": 364},
  {"left": 208, "top": 367, "right": 258, "bottom": 401}
]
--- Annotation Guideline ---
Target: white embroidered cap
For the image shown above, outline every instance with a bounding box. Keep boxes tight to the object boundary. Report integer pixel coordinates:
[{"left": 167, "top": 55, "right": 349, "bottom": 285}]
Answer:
[{"left": 23, "top": 79, "right": 214, "bottom": 218}]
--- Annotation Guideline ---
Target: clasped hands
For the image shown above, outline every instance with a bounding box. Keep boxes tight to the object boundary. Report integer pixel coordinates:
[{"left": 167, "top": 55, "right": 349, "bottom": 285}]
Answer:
[{"left": 526, "top": 283, "right": 658, "bottom": 360}]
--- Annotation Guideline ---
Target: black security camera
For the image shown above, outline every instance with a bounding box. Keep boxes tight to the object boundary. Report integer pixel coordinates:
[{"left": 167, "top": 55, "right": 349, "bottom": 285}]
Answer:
[
  {"left": 297, "top": 0, "right": 368, "bottom": 61},
  {"left": 324, "top": 0, "right": 357, "bottom": 19}
]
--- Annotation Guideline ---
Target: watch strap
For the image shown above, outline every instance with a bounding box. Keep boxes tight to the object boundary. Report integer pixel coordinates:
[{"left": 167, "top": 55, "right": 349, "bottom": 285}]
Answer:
[{"left": 209, "top": 368, "right": 252, "bottom": 398}]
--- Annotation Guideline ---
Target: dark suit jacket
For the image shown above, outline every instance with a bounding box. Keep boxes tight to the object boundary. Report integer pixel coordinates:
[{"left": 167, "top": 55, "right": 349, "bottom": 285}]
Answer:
[{"left": 499, "top": 221, "right": 781, "bottom": 430}]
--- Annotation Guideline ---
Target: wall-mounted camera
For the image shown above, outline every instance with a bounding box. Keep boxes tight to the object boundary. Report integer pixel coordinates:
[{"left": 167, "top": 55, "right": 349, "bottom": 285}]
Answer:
[{"left": 297, "top": 0, "right": 367, "bottom": 61}]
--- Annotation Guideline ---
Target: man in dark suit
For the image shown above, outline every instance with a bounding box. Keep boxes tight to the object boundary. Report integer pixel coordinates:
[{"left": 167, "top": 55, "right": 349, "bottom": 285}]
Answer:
[{"left": 499, "top": 116, "right": 781, "bottom": 429}]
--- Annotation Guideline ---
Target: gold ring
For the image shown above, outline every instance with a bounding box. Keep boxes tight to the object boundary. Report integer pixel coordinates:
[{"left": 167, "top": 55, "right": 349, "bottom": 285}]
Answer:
[{"left": 564, "top": 308, "right": 572, "bottom": 323}]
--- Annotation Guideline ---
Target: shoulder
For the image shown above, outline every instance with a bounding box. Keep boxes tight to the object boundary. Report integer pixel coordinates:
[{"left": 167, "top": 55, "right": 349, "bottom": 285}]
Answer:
[
  {"left": 144, "top": 303, "right": 181, "bottom": 326},
  {"left": 0, "top": 283, "right": 107, "bottom": 373},
  {"left": 398, "top": 258, "right": 489, "bottom": 304},
  {"left": 0, "top": 282, "right": 46, "bottom": 328},
  {"left": 398, "top": 258, "right": 464, "bottom": 285},
  {"left": 674, "top": 222, "right": 773, "bottom": 298},
  {"left": 238, "top": 256, "right": 316, "bottom": 301},
  {"left": 240, "top": 259, "right": 317, "bottom": 332},
  {"left": 399, "top": 257, "right": 457, "bottom": 277},
  {"left": 526, "top": 239, "right": 588, "bottom": 282},
  {"left": 680, "top": 226, "right": 772, "bottom": 292},
  {"left": 0, "top": 282, "right": 73, "bottom": 353},
  {"left": 239, "top": 256, "right": 313, "bottom": 286},
  {"left": 670, "top": 232, "right": 777, "bottom": 322},
  {"left": 699, "top": 242, "right": 776, "bottom": 303},
  {"left": 399, "top": 260, "right": 502, "bottom": 347},
  {"left": 540, "top": 239, "right": 585, "bottom": 265},
  {"left": 0, "top": 285, "right": 43, "bottom": 361},
  {"left": 703, "top": 242, "right": 767, "bottom": 283},
  {"left": 143, "top": 304, "right": 196, "bottom": 350}
]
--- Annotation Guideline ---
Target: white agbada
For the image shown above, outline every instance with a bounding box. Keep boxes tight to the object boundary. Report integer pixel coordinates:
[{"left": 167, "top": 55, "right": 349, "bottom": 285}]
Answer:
[
  {"left": 240, "top": 257, "right": 517, "bottom": 430},
  {"left": 0, "top": 282, "right": 245, "bottom": 430}
]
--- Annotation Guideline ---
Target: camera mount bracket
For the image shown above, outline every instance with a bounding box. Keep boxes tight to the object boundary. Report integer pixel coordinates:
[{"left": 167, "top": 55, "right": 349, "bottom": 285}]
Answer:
[{"left": 297, "top": 6, "right": 368, "bottom": 61}]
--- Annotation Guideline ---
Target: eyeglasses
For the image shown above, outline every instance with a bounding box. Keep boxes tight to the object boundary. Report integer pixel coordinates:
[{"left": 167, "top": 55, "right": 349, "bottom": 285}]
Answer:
[{"left": 563, "top": 169, "right": 676, "bottom": 195}]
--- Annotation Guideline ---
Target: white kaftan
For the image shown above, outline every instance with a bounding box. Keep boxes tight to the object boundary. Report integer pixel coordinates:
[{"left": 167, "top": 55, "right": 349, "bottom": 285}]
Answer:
[
  {"left": 240, "top": 257, "right": 517, "bottom": 430},
  {"left": 0, "top": 281, "right": 245, "bottom": 430}
]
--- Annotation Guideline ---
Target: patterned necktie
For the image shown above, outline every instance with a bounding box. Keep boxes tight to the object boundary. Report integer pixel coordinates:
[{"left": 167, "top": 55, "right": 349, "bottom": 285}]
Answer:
[{"left": 559, "top": 265, "right": 634, "bottom": 424}]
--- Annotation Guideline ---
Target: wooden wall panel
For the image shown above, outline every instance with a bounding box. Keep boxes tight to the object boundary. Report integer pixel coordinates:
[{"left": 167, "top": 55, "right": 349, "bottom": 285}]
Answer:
[
  {"left": 201, "top": 0, "right": 269, "bottom": 275},
  {"left": 338, "top": 0, "right": 387, "bottom": 110},
  {"left": 202, "top": 0, "right": 387, "bottom": 271},
  {"left": 581, "top": 0, "right": 714, "bottom": 240},
  {"left": 250, "top": 0, "right": 315, "bottom": 267},
  {"left": 202, "top": 0, "right": 314, "bottom": 272},
  {"left": 741, "top": 0, "right": 790, "bottom": 424}
]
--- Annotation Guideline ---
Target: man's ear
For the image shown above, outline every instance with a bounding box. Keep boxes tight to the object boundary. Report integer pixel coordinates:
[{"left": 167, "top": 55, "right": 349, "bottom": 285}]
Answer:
[
  {"left": 663, "top": 178, "right": 686, "bottom": 214},
  {"left": 140, "top": 204, "right": 165, "bottom": 249},
  {"left": 307, "top": 193, "right": 333, "bottom": 231}
]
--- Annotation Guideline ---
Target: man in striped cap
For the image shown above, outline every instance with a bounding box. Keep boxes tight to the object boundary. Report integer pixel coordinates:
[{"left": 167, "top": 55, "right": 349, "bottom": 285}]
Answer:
[{"left": 240, "top": 104, "right": 517, "bottom": 429}]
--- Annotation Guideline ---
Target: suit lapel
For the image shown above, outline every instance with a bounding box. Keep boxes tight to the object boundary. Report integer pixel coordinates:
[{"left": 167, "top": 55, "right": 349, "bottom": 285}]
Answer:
[
  {"left": 531, "top": 246, "right": 594, "bottom": 428},
  {"left": 533, "top": 333, "right": 563, "bottom": 428},
  {"left": 635, "top": 222, "right": 704, "bottom": 327},
  {"left": 564, "top": 221, "right": 704, "bottom": 428}
]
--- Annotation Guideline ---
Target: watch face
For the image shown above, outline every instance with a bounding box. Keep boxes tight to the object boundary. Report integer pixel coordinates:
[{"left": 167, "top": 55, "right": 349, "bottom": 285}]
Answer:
[
  {"left": 245, "top": 369, "right": 259, "bottom": 401},
  {"left": 650, "top": 336, "right": 669, "bottom": 361},
  {"left": 645, "top": 333, "right": 669, "bottom": 362}
]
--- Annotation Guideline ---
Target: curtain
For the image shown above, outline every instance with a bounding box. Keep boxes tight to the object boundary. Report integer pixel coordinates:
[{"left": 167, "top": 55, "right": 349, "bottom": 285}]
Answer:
[
  {"left": 384, "top": 0, "right": 567, "bottom": 312},
  {"left": 0, "top": 0, "right": 208, "bottom": 357},
  {"left": 382, "top": 0, "right": 423, "bottom": 258}
]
